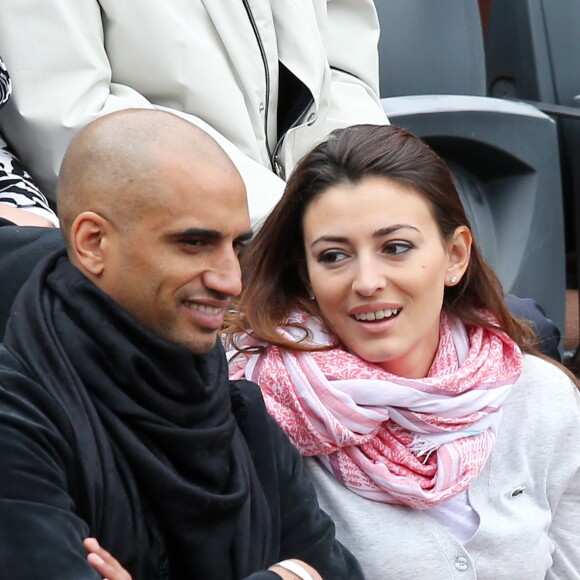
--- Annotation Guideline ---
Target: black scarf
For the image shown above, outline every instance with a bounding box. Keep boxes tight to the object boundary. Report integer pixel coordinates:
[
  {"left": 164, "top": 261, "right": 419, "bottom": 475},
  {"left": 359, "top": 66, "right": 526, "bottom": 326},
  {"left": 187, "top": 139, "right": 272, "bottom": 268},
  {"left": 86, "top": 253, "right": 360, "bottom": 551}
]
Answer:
[{"left": 4, "top": 250, "right": 272, "bottom": 579}]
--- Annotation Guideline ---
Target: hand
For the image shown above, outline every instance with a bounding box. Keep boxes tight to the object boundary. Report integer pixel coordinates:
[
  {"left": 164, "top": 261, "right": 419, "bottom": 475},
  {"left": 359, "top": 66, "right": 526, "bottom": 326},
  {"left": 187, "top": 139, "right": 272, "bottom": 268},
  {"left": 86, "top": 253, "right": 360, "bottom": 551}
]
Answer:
[
  {"left": 83, "top": 538, "right": 132, "bottom": 580},
  {"left": 269, "top": 559, "right": 323, "bottom": 580},
  {"left": 0, "top": 204, "right": 56, "bottom": 227}
]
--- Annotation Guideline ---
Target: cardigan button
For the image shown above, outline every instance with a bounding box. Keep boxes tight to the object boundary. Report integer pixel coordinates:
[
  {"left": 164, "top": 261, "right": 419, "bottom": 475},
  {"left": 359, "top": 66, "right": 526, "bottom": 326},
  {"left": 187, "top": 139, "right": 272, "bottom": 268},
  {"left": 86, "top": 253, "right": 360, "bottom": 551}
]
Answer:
[{"left": 455, "top": 557, "right": 468, "bottom": 571}]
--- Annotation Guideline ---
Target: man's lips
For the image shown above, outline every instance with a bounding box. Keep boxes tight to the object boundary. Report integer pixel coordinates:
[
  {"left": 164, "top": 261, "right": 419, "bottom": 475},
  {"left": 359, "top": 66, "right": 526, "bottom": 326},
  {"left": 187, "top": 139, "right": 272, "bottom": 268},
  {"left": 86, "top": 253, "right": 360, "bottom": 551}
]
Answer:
[
  {"left": 185, "top": 303, "right": 224, "bottom": 315},
  {"left": 182, "top": 300, "right": 229, "bottom": 330}
]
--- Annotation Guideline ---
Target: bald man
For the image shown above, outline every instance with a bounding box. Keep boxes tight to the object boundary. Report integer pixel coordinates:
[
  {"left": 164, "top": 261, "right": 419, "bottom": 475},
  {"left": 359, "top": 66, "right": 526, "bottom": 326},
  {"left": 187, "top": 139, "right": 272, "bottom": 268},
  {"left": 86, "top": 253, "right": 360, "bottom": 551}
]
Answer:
[{"left": 0, "top": 109, "right": 363, "bottom": 580}]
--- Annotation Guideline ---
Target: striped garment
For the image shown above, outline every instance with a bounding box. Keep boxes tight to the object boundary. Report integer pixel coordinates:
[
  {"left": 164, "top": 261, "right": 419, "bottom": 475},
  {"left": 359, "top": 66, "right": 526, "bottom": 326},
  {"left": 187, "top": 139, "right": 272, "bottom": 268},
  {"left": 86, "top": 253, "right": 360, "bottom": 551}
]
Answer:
[
  {"left": 0, "top": 57, "right": 10, "bottom": 106},
  {"left": 0, "top": 57, "right": 58, "bottom": 226}
]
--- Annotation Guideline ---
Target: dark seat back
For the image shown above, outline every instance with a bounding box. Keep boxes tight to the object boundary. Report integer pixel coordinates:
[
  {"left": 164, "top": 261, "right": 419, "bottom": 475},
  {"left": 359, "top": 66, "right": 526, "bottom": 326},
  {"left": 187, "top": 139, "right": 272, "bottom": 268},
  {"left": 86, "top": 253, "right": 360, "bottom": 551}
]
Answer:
[
  {"left": 375, "top": 0, "right": 567, "bottom": 336},
  {"left": 376, "top": 0, "right": 486, "bottom": 98},
  {"left": 486, "top": 0, "right": 580, "bottom": 261}
]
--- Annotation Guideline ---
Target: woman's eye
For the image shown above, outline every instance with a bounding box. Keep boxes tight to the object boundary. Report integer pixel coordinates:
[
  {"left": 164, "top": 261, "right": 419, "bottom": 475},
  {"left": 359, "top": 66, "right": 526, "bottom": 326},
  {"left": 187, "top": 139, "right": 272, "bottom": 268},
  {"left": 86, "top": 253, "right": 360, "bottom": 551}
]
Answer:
[
  {"left": 385, "top": 241, "right": 413, "bottom": 255},
  {"left": 319, "top": 250, "right": 348, "bottom": 264}
]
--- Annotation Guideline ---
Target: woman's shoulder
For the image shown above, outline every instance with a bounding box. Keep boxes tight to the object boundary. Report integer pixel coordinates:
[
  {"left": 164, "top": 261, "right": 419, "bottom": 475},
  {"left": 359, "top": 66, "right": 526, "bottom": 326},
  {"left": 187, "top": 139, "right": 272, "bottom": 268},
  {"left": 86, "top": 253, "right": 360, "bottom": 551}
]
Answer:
[
  {"left": 488, "top": 354, "right": 580, "bottom": 509},
  {"left": 507, "top": 353, "right": 579, "bottom": 425},
  {"left": 519, "top": 353, "right": 577, "bottom": 389}
]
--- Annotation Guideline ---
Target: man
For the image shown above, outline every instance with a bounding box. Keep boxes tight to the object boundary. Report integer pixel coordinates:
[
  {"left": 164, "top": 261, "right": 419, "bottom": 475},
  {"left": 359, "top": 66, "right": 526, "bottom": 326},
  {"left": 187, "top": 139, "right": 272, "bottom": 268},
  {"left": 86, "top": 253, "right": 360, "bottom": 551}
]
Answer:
[
  {"left": 0, "top": 109, "right": 363, "bottom": 579},
  {"left": 0, "top": 0, "right": 388, "bottom": 224}
]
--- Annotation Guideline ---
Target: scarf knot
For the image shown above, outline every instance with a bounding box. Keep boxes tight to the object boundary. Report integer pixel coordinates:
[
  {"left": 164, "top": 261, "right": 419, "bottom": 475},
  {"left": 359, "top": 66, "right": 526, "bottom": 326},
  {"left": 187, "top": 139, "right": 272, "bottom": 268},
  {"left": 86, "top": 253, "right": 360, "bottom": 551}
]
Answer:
[{"left": 229, "top": 311, "right": 522, "bottom": 509}]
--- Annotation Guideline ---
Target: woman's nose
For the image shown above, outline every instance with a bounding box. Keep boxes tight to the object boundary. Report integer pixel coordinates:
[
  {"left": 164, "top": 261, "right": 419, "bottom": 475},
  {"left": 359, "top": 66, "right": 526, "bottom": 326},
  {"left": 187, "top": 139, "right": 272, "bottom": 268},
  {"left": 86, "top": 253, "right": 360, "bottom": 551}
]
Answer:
[{"left": 351, "top": 257, "right": 387, "bottom": 297}]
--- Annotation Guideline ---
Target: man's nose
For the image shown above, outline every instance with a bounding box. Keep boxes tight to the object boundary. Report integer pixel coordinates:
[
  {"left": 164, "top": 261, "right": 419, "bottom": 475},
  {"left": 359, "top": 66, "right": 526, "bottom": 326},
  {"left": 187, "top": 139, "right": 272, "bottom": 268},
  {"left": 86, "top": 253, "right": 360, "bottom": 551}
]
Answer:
[{"left": 202, "top": 247, "right": 243, "bottom": 298}]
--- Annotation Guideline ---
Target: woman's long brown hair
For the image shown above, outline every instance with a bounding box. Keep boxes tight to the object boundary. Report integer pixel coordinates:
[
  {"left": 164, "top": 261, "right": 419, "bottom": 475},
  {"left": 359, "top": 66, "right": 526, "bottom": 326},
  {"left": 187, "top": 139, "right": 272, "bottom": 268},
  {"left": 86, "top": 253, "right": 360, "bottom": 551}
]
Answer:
[{"left": 225, "top": 124, "right": 567, "bottom": 377}]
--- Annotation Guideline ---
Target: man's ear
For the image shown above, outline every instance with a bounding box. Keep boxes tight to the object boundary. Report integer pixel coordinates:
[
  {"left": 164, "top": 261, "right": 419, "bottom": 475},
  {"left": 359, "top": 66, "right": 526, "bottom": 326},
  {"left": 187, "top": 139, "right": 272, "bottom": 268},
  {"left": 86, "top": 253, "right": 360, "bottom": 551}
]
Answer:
[
  {"left": 69, "top": 211, "right": 112, "bottom": 277},
  {"left": 445, "top": 226, "right": 472, "bottom": 286}
]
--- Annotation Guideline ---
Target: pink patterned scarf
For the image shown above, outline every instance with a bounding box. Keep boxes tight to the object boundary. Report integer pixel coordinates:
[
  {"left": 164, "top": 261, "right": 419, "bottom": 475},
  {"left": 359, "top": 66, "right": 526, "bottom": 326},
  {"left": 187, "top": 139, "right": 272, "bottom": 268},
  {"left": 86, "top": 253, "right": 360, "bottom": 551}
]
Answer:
[{"left": 229, "top": 312, "right": 523, "bottom": 510}]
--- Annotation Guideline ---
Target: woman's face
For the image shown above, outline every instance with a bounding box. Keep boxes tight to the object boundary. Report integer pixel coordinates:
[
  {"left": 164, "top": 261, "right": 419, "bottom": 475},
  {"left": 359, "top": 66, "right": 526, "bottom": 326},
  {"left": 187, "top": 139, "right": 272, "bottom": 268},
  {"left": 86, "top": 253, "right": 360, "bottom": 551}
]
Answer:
[{"left": 302, "top": 176, "right": 470, "bottom": 378}]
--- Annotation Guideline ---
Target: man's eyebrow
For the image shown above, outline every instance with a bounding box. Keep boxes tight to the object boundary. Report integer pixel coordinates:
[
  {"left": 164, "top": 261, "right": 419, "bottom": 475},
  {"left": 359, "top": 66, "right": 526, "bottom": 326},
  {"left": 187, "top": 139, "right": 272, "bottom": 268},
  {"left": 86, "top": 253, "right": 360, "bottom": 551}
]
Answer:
[
  {"left": 236, "top": 231, "right": 254, "bottom": 243},
  {"left": 169, "top": 228, "right": 223, "bottom": 240},
  {"left": 310, "top": 224, "right": 419, "bottom": 248},
  {"left": 168, "top": 228, "right": 254, "bottom": 242}
]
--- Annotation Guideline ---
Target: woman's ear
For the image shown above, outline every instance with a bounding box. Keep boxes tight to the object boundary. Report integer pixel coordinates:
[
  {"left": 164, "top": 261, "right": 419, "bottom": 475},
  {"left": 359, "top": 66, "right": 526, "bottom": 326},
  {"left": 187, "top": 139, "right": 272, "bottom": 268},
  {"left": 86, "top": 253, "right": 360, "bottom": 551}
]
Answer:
[
  {"left": 445, "top": 226, "right": 472, "bottom": 286},
  {"left": 69, "top": 211, "right": 111, "bottom": 277}
]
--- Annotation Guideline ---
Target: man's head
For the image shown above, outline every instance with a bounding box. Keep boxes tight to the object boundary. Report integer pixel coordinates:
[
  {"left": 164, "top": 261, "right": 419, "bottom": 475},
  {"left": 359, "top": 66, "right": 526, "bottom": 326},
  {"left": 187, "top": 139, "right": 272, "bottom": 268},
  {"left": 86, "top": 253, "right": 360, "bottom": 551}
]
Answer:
[{"left": 57, "top": 109, "right": 252, "bottom": 353}]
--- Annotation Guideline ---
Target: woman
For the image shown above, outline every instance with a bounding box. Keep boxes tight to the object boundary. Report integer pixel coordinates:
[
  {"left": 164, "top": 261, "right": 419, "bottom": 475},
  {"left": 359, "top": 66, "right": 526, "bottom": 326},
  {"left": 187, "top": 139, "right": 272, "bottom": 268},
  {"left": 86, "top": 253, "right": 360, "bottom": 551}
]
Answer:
[
  {"left": 226, "top": 124, "right": 580, "bottom": 579},
  {"left": 0, "top": 56, "right": 57, "bottom": 227}
]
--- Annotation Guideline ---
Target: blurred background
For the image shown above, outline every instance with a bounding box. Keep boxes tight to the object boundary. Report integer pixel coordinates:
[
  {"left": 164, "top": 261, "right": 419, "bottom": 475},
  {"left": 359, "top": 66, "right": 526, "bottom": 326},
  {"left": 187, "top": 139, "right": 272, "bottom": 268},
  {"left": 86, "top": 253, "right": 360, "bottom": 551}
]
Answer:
[{"left": 374, "top": 0, "right": 580, "bottom": 372}]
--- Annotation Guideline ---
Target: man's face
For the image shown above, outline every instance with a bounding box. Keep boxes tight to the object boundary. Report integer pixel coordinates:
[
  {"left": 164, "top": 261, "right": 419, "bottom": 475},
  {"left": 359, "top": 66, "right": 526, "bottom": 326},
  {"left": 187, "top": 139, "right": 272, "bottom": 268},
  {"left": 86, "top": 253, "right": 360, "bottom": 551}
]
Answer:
[{"left": 99, "top": 158, "right": 251, "bottom": 353}]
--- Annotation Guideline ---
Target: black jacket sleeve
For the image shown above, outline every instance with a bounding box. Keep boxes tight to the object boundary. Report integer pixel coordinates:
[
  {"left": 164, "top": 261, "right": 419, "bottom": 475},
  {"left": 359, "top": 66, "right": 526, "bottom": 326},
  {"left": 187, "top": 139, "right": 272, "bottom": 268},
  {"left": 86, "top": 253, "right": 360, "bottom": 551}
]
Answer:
[
  {"left": 0, "top": 227, "right": 64, "bottom": 341},
  {"left": 0, "top": 351, "right": 101, "bottom": 579}
]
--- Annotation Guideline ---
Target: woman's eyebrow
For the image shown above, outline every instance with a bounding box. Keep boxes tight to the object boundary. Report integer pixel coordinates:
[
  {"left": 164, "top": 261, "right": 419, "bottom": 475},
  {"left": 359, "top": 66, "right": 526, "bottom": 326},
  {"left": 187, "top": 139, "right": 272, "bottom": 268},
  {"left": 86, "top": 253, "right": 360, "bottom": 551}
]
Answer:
[
  {"left": 311, "top": 224, "right": 420, "bottom": 248},
  {"left": 373, "top": 224, "right": 419, "bottom": 238},
  {"left": 310, "top": 235, "right": 349, "bottom": 248}
]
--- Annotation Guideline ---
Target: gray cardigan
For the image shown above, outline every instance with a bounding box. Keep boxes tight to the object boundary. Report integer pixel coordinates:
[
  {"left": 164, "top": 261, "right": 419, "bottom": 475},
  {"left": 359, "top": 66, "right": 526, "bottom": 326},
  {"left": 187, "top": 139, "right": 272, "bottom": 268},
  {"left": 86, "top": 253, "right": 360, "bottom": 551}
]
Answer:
[{"left": 306, "top": 354, "right": 580, "bottom": 579}]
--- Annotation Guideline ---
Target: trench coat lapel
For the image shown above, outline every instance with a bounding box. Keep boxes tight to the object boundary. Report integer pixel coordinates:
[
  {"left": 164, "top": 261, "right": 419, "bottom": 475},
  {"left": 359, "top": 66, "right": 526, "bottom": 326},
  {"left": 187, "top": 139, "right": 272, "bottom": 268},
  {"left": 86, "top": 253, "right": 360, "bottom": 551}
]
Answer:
[{"left": 270, "top": 0, "right": 326, "bottom": 107}]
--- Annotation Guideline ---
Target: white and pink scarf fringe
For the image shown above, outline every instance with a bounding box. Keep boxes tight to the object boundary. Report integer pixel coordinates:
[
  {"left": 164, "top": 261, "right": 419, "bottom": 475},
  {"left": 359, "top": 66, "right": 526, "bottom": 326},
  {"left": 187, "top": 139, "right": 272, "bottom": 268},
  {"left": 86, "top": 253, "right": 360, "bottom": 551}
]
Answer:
[{"left": 229, "top": 312, "right": 523, "bottom": 510}]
